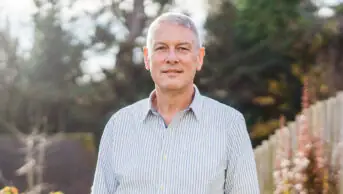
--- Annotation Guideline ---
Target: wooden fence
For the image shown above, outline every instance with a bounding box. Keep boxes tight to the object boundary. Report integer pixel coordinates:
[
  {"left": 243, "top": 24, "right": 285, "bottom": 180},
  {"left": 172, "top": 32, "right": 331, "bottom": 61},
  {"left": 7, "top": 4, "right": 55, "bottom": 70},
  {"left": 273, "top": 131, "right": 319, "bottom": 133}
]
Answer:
[{"left": 253, "top": 91, "right": 343, "bottom": 193}]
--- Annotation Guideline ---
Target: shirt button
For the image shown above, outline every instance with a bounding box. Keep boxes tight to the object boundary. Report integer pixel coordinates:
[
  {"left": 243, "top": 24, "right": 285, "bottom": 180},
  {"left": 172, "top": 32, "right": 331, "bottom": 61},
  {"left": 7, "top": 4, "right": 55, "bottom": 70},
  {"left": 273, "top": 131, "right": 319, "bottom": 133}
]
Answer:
[
  {"left": 160, "top": 185, "right": 164, "bottom": 190},
  {"left": 163, "top": 154, "right": 167, "bottom": 160}
]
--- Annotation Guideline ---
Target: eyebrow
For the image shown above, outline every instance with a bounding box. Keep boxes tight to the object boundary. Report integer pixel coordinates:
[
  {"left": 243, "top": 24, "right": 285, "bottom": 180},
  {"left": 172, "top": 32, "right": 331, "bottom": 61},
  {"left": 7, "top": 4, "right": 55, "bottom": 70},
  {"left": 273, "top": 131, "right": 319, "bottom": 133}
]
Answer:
[
  {"left": 177, "top": 42, "right": 192, "bottom": 47},
  {"left": 153, "top": 42, "right": 192, "bottom": 47}
]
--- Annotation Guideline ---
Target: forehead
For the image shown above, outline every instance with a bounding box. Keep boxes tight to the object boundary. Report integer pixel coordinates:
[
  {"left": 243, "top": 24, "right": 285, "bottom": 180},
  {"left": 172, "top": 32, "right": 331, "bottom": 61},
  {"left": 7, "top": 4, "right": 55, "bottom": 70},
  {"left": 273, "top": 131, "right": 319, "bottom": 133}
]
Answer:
[{"left": 151, "top": 22, "right": 197, "bottom": 45}]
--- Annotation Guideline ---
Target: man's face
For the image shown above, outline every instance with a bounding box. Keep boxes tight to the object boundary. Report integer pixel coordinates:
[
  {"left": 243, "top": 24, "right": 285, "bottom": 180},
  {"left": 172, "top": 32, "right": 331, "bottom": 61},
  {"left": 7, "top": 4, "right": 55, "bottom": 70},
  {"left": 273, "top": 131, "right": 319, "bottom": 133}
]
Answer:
[{"left": 143, "top": 22, "right": 205, "bottom": 91}]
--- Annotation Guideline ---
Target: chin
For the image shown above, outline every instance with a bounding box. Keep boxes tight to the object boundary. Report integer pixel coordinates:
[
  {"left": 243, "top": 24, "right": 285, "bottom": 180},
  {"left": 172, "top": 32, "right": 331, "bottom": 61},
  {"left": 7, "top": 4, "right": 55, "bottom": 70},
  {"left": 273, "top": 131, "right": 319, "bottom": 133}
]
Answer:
[{"left": 158, "top": 82, "right": 185, "bottom": 91}]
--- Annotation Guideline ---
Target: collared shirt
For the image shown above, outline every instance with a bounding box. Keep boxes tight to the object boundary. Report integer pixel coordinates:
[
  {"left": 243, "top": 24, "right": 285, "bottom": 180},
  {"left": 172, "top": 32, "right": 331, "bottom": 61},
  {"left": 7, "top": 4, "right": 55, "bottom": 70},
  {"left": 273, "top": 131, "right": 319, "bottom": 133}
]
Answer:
[{"left": 91, "top": 85, "right": 260, "bottom": 194}]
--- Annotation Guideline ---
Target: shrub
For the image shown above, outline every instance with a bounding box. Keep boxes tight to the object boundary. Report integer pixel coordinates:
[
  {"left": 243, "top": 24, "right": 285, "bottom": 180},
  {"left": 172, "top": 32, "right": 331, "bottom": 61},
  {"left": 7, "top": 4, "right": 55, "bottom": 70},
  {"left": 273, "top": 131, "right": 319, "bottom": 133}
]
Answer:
[{"left": 0, "top": 186, "right": 64, "bottom": 194}]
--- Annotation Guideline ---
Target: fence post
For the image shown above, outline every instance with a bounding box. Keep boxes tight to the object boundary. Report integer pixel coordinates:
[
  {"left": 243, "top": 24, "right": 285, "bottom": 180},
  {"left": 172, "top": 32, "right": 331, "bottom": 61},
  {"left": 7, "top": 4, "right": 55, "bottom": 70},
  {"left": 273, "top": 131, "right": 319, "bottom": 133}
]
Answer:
[
  {"left": 269, "top": 134, "right": 277, "bottom": 193},
  {"left": 254, "top": 145, "right": 264, "bottom": 192},
  {"left": 336, "top": 92, "right": 343, "bottom": 194}
]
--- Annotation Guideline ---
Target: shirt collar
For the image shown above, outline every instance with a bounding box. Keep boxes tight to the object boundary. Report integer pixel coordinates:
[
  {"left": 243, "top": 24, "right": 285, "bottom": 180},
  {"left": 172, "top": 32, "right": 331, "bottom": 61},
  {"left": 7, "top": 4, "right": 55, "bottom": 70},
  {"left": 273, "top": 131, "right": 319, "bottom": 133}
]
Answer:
[{"left": 142, "top": 84, "right": 203, "bottom": 122}]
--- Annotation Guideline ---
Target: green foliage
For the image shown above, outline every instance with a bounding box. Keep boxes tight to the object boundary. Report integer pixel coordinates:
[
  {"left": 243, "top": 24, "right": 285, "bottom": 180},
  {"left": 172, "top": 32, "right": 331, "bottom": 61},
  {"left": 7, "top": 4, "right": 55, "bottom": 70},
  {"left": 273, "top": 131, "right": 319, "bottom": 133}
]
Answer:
[
  {"left": 0, "top": 1, "right": 88, "bottom": 134},
  {"left": 201, "top": 0, "right": 325, "bottom": 146}
]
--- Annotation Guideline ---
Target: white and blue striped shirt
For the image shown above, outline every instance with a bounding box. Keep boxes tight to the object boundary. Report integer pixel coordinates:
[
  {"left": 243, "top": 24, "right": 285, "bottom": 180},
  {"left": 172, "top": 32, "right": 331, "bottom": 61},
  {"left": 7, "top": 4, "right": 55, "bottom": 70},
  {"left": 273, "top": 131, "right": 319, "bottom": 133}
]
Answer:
[{"left": 91, "top": 85, "right": 260, "bottom": 194}]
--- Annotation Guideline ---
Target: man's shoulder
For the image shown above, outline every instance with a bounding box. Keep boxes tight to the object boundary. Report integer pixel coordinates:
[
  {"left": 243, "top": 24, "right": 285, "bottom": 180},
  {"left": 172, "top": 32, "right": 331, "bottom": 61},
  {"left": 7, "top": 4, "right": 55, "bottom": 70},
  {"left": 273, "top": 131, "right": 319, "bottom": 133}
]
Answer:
[
  {"left": 107, "top": 98, "right": 149, "bottom": 121},
  {"left": 201, "top": 96, "right": 247, "bottom": 135},
  {"left": 121, "top": 98, "right": 150, "bottom": 112}
]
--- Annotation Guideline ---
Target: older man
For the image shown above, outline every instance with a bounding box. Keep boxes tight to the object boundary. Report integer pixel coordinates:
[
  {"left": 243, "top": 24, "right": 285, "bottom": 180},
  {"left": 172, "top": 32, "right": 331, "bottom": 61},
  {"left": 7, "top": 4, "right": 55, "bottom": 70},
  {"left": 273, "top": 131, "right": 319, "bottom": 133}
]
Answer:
[{"left": 91, "top": 12, "right": 260, "bottom": 194}]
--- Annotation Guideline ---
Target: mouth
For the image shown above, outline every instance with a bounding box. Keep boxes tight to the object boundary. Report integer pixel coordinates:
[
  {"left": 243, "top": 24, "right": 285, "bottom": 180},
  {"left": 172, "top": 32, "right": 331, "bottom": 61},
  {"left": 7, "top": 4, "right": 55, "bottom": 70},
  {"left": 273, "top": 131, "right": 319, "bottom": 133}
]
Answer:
[{"left": 161, "top": 69, "right": 184, "bottom": 74}]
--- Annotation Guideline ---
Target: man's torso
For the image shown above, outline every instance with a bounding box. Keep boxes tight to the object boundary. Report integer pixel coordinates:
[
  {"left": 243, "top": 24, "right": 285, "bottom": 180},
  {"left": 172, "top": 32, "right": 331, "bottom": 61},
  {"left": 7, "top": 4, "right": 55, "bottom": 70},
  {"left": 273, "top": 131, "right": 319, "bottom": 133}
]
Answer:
[{"left": 109, "top": 96, "right": 241, "bottom": 194}]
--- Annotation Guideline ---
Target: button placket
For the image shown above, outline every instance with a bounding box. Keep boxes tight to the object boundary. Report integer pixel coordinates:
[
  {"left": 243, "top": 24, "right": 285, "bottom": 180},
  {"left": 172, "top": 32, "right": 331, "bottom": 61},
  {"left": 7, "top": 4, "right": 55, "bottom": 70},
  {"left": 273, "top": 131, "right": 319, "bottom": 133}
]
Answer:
[
  {"left": 157, "top": 111, "right": 185, "bottom": 193},
  {"left": 159, "top": 121, "right": 177, "bottom": 193},
  {"left": 158, "top": 123, "right": 168, "bottom": 193}
]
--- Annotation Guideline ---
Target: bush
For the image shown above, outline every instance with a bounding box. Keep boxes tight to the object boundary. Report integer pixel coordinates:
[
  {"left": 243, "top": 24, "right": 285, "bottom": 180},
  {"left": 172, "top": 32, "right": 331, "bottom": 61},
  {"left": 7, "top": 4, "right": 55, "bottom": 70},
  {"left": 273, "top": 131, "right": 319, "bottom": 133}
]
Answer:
[{"left": 0, "top": 186, "right": 64, "bottom": 194}]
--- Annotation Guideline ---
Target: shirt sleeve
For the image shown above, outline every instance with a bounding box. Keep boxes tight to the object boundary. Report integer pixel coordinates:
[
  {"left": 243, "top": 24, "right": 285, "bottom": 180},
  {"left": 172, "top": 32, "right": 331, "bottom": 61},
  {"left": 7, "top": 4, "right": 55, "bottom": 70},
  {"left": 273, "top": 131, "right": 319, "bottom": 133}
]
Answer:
[
  {"left": 224, "top": 113, "right": 260, "bottom": 194},
  {"left": 91, "top": 116, "right": 119, "bottom": 194}
]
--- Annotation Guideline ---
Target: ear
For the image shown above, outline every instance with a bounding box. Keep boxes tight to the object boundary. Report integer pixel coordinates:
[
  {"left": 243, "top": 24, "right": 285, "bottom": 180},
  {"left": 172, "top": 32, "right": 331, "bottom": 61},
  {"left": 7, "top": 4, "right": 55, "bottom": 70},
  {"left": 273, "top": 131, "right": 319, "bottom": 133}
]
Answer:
[
  {"left": 143, "top": 47, "right": 150, "bottom": 70},
  {"left": 196, "top": 47, "right": 205, "bottom": 71}
]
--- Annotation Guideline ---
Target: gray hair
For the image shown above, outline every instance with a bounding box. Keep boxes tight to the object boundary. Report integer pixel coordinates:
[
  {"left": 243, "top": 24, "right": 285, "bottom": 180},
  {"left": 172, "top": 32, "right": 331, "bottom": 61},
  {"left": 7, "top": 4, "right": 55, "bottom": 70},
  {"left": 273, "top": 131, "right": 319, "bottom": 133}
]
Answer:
[{"left": 146, "top": 12, "right": 202, "bottom": 53}]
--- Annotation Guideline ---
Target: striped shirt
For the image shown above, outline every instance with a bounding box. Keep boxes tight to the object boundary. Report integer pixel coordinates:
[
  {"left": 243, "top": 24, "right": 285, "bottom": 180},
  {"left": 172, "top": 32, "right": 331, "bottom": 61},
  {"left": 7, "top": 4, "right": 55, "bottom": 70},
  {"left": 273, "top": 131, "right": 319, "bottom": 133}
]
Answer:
[{"left": 91, "top": 85, "right": 260, "bottom": 194}]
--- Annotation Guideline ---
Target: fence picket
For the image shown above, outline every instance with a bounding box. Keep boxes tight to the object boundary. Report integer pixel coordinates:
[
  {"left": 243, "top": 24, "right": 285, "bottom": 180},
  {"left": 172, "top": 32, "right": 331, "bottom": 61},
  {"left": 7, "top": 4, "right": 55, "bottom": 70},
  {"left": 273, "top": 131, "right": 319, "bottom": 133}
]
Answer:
[{"left": 253, "top": 91, "right": 343, "bottom": 193}]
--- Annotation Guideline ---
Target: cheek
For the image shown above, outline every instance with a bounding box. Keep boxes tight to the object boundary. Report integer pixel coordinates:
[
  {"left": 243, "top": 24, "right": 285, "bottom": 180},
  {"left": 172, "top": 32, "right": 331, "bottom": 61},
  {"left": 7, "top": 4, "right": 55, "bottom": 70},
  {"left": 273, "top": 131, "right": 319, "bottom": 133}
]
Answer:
[
  {"left": 149, "top": 55, "right": 164, "bottom": 67},
  {"left": 149, "top": 56, "right": 168, "bottom": 74},
  {"left": 148, "top": 59, "right": 161, "bottom": 76},
  {"left": 185, "top": 58, "right": 198, "bottom": 71}
]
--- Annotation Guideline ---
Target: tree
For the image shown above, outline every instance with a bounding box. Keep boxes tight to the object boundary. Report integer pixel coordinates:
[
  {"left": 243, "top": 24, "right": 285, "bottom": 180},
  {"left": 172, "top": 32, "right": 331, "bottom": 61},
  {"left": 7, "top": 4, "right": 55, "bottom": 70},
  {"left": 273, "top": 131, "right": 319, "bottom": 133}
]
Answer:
[
  {"left": 201, "top": 0, "right": 323, "bottom": 146},
  {"left": 0, "top": 0, "right": 87, "bottom": 134}
]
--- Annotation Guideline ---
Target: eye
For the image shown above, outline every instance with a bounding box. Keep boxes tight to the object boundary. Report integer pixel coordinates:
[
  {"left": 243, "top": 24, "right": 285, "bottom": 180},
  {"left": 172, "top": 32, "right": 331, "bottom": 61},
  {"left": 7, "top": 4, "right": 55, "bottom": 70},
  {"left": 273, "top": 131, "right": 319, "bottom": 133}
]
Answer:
[
  {"left": 178, "top": 47, "right": 189, "bottom": 51},
  {"left": 155, "top": 46, "right": 166, "bottom": 51}
]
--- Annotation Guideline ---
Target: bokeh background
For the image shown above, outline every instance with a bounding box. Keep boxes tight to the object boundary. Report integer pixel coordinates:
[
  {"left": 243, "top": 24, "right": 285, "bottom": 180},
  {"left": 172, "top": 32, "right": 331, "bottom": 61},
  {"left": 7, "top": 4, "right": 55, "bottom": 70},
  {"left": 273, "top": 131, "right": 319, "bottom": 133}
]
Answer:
[{"left": 1, "top": 0, "right": 343, "bottom": 193}]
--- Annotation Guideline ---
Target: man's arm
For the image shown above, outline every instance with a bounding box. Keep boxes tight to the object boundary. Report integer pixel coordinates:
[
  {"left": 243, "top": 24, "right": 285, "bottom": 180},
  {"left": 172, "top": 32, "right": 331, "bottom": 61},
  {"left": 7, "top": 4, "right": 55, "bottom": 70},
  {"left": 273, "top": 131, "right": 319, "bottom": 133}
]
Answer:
[
  {"left": 91, "top": 116, "right": 119, "bottom": 194},
  {"left": 224, "top": 113, "right": 260, "bottom": 194}
]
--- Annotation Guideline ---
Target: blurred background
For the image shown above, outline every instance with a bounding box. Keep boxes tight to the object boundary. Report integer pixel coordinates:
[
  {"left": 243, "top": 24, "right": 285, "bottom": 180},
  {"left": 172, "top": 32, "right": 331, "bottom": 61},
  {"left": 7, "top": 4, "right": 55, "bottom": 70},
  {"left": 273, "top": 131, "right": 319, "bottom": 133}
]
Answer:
[{"left": 1, "top": 0, "right": 343, "bottom": 193}]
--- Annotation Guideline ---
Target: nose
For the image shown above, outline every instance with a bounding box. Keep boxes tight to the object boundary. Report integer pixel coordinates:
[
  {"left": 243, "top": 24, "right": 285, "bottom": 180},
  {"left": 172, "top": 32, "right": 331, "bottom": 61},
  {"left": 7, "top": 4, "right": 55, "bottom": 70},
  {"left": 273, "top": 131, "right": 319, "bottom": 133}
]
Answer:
[{"left": 165, "top": 49, "right": 179, "bottom": 64}]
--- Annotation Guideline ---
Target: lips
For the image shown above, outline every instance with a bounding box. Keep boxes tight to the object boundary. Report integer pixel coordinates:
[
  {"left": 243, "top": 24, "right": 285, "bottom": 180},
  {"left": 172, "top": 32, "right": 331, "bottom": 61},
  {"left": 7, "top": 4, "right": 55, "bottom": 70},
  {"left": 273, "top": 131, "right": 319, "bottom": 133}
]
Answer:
[{"left": 162, "top": 69, "right": 183, "bottom": 73}]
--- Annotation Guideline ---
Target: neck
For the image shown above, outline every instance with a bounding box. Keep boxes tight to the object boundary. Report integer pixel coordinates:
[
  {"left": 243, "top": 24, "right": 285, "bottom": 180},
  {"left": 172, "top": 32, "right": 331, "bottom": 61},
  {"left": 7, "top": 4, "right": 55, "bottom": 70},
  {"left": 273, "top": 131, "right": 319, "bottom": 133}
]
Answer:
[{"left": 153, "top": 84, "right": 194, "bottom": 124}]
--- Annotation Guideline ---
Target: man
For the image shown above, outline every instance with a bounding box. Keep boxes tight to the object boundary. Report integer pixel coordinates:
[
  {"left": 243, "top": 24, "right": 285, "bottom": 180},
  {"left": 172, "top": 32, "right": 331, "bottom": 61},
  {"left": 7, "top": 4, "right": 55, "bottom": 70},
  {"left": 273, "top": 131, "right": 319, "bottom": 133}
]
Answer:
[{"left": 91, "top": 12, "right": 260, "bottom": 194}]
